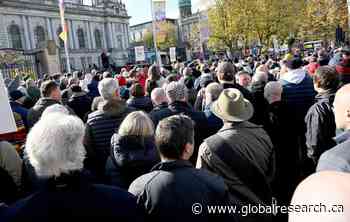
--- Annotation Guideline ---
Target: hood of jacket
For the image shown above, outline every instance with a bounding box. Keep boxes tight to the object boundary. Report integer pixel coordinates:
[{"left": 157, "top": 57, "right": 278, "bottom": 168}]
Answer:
[
  {"left": 97, "top": 98, "right": 128, "bottom": 117},
  {"left": 281, "top": 68, "right": 306, "bottom": 84}
]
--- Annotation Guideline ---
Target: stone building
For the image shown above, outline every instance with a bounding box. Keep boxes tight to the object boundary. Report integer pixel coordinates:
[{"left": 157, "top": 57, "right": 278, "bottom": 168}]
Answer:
[
  {"left": 0, "top": 0, "right": 130, "bottom": 71},
  {"left": 178, "top": 0, "right": 210, "bottom": 60}
]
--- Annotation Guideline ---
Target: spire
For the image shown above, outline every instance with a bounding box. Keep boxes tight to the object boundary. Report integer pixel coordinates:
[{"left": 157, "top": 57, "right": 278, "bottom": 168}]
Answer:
[{"left": 179, "top": 0, "right": 192, "bottom": 19}]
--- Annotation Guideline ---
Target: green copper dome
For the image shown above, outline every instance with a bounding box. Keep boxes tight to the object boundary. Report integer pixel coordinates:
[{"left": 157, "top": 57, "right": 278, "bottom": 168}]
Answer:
[{"left": 179, "top": 0, "right": 191, "bottom": 7}]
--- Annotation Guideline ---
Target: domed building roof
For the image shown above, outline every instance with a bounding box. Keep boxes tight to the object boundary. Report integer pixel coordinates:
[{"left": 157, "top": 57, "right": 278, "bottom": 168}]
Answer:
[{"left": 179, "top": 0, "right": 191, "bottom": 8}]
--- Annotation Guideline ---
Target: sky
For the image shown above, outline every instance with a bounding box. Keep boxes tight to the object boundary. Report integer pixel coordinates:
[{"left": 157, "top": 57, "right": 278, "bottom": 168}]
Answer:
[
  {"left": 124, "top": 0, "right": 213, "bottom": 25},
  {"left": 82, "top": 0, "right": 214, "bottom": 25}
]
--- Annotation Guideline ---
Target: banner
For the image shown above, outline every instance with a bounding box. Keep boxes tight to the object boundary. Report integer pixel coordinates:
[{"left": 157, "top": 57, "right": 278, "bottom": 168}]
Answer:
[
  {"left": 169, "top": 47, "right": 176, "bottom": 62},
  {"left": 152, "top": 0, "right": 167, "bottom": 43},
  {"left": 0, "top": 72, "right": 17, "bottom": 134},
  {"left": 153, "top": 0, "right": 166, "bottom": 22},
  {"left": 135, "top": 46, "right": 145, "bottom": 62}
]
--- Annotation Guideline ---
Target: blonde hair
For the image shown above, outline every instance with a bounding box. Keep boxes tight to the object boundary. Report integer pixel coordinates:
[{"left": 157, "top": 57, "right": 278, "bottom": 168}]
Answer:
[{"left": 118, "top": 111, "right": 154, "bottom": 137}]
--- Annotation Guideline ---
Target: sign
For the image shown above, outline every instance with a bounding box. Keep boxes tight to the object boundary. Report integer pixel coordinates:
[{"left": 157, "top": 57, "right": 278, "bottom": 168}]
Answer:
[
  {"left": 135, "top": 46, "right": 145, "bottom": 62},
  {"left": 0, "top": 72, "right": 17, "bottom": 134},
  {"left": 169, "top": 47, "right": 176, "bottom": 62}
]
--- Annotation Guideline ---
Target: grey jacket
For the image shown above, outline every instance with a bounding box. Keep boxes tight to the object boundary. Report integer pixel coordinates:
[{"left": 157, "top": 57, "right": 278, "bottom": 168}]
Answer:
[
  {"left": 0, "top": 141, "right": 22, "bottom": 187},
  {"left": 197, "top": 122, "right": 275, "bottom": 207},
  {"left": 317, "top": 131, "right": 350, "bottom": 172}
]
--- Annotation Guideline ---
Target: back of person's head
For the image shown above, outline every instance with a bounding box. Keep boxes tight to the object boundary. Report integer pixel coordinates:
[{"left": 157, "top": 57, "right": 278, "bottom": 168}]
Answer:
[
  {"left": 217, "top": 62, "right": 236, "bottom": 82},
  {"left": 252, "top": 71, "right": 268, "bottom": 83},
  {"left": 98, "top": 78, "right": 119, "bottom": 101},
  {"left": 40, "top": 80, "right": 60, "bottom": 99},
  {"left": 42, "top": 104, "right": 69, "bottom": 118},
  {"left": 151, "top": 88, "right": 167, "bottom": 105},
  {"left": 264, "top": 81, "right": 283, "bottom": 104},
  {"left": 148, "top": 65, "right": 161, "bottom": 81},
  {"left": 26, "top": 113, "right": 86, "bottom": 177},
  {"left": 155, "top": 115, "right": 194, "bottom": 160},
  {"left": 165, "top": 81, "right": 187, "bottom": 103},
  {"left": 102, "top": 71, "right": 112, "bottom": 79},
  {"left": 118, "top": 111, "right": 154, "bottom": 137},
  {"left": 313, "top": 66, "right": 339, "bottom": 91},
  {"left": 289, "top": 171, "right": 350, "bottom": 222},
  {"left": 26, "top": 79, "right": 36, "bottom": 88},
  {"left": 130, "top": 83, "right": 145, "bottom": 98},
  {"left": 205, "top": 82, "right": 223, "bottom": 101},
  {"left": 70, "top": 84, "right": 83, "bottom": 93},
  {"left": 285, "top": 57, "right": 303, "bottom": 70},
  {"left": 68, "top": 77, "right": 79, "bottom": 87}
]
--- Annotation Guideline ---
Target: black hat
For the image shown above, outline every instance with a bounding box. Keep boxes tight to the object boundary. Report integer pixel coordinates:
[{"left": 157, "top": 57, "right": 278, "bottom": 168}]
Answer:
[{"left": 9, "top": 90, "right": 25, "bottom": 101}]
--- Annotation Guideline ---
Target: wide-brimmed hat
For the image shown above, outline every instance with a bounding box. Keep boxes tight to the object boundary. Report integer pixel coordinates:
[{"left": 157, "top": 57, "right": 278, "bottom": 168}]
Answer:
[{"left": 211, "top": 88, "right": 254, "bottom": 122}]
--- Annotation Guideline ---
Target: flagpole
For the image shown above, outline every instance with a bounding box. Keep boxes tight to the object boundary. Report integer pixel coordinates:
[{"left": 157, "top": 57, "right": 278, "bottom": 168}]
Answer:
[
  {"left": 59, "top": 0, "right": 71, "bottom": 74},
  {"left": 150, "top": 0, "right": 162, "bottom": 66}
]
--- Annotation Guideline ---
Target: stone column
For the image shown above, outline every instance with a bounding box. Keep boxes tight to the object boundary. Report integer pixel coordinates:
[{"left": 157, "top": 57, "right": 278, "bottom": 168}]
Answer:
[
  {"left": 27, "top": 17, "right": 35, "bottom": 49},
  {"left": 46, "top": 18, "right": 53, "bottom": 40},
  {"left": 68, "top": 20, "right": 75, "bottom": 49},
  {"left": 107, "top": 22, "right": 114, "bottom": 49},
  {"left": 88, "top": 22, "right": 95, "bottom": 49},
  {"left": 85, "top": 21, "right": 92, "bottom": 49},
  {"left": 0, "top": 13, "right": 8, "bottom": 48},
  {"left": 21, "top": 15, "right": 31, "bottom": 50}
]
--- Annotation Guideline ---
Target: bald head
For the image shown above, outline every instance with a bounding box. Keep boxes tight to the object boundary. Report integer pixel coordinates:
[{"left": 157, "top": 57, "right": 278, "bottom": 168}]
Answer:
[
  {"left": 289, "top": 171, "right": 350, "bottom": 222},
  {"left": 151, "top": 88, "right": 168, "bottom": 106},
  {"left": 333, "top": 84, "right": 350, "bottom": 130}
]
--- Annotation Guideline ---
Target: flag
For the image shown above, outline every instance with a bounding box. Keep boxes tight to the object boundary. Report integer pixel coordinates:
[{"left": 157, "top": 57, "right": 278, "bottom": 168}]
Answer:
[
  {"left": 58, "top": 0, "right": 68, "bottom": 43},
  {"left": 59, "top": 23, "right": 68, "bottom": 42}
]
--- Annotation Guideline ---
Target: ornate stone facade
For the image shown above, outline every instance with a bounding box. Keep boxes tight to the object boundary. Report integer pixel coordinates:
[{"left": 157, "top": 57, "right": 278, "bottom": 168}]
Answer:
[{"left": 0, "top": 0, "right": 130, "bottom": 70}]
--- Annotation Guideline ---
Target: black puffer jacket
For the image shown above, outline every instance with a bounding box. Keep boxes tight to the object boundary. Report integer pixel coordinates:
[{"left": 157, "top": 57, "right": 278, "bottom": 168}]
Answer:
[
  {"left": 305, "top": 90, "right": 337, "bottom": 163},
  {"left": 105, "top": 134, "right": 159, "bottom": 189},
  {"left": 84, "top": 99, "right": 135, "bottom": 181}
]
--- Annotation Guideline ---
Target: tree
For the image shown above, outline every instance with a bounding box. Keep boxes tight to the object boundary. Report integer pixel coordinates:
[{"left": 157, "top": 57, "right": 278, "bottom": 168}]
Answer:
[
  {"left": 298, "top": 0, "right": 348, "bottom": 42},
  {"left": 142, "top": 22, "right": 177, "bottom": 51}
]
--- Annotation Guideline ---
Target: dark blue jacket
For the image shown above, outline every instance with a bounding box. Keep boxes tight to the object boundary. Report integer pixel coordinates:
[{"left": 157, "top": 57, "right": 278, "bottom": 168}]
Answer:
[
  {"left": 10, "top": 101, "right": 28, "bottom": 129},
  {"left": 1, "top": 172, "right": 144, "bottom": 221},
  {"left": 87, "top": 80, "right": 100, "bottom": 99},
  {"left": 126, "top": 96, "right": 153, "bottom": 112},
  {"left": 106, "top": 134, "right": 159, "bottom": 189}
]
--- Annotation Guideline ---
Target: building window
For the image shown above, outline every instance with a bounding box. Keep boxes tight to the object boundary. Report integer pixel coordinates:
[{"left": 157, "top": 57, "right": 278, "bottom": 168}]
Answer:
[
  {"left": 34, "top": 26, "right": 46, "bottom": 48},
  {"left": 57, "top": 26, "right": 65, "bottom": 48},
  {"left": 94, "top": 29, "right": 102, "bottom": 49},
  {"left": 8, "top": 24, "right": 23, "bottom": 49},
  {"left": 77, "top": 28, "right": 86, "bottom": 49}
]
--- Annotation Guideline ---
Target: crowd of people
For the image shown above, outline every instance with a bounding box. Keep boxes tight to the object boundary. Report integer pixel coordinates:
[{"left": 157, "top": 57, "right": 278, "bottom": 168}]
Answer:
[{"left": 1, "top": 46, "right": 350, "bottom": 221}]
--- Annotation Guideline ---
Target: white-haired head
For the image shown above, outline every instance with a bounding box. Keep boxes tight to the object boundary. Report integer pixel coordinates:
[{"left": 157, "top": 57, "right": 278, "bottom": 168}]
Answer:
[
  {"left": 98, "top": 78, "right": 119, "bottom": 101},
  {"left": 264, "top": 81, "right": 283, "bottom": 104},
  {"left": 42, "top": 104, "right": 69, "bottom": 118},
  {"left": 151, "top": 87, "right": 168, "bottom": 106},
  {"left": 252, "top": 71, "right": 268, "bottom": 83},
  {"left": 26, "top": 113, "right": 86, "bottom": 177}
]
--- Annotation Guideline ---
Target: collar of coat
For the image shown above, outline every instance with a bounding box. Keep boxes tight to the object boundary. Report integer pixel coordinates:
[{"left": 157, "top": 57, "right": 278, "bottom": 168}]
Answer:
[
  {"left": 150, "top": 160, "right": 193, "bottom": 172},
  {"left": 219, "top": 121, "right": 263, "bottom": 132},
  {"left": 97, "top": 98, "right": 127, "bottom": 117}
]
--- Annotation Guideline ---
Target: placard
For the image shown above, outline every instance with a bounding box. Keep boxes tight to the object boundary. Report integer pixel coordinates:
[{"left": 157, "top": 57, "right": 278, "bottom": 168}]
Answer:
[
  {"left": 0, "top": 72, "right": 17, "bottom": 134},
  {"left": 135, "top": 46, "right": 145, "bottom": 62}
]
